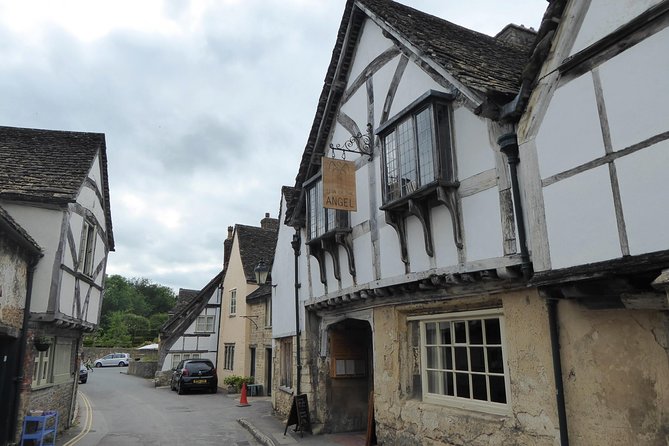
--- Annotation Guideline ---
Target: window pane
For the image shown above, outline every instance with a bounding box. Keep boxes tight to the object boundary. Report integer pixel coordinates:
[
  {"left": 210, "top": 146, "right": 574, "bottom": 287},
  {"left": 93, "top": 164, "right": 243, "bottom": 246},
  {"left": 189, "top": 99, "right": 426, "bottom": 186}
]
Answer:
[
  {"left": 472, "top": 374, "right": 488, "bottom": 401},
  {"left": 439, "top": 322, "right": 451, "bottom": 344},
  {"left": 454, "top": 321, "right": 466, "bottom": 343},
  {"left": 490, "top": 375, "right": 507, "bottom": 403},
  {"left": 468, "top": 320, "right": 483, "bottom": 344},
  {"left": 487, "top": 347, "right": 504, "bottom": 373},
  {"left": 425, "top": 322, "right": 436, "bottom": 345},
  {"left": 384, "top": 131, "right": 400, "bottom": 201},
  {"left": 470, "top": 347, "right": 485, "bottom": 372},
  {"left": 485, "top": 319, "right": 501, "bottom": 344},
  {"left": 416, "top": 107, "right": 435, "bottom": 186},
  {"left": 427, "top": 370, "right": 439, "bottom": 393},
  {"left": 426, "top": 346, "right": 438, "bottom": 369},
  {"left": 397, "top": 118, "right": 418, "bottom": 196},
  {"left": 441, "top": 346, "right": 452, "bottom": 370},
  {"left": 454, "top": 347, "right": 468, "bottom": 371},
  {"left": 455, "top": 372, "right": 470, "bottom": 398},
  {"left": 336, "top": 360, "right": 346, "bottom": 375},
  {"left": 444, "top": 371, "right": 454, "bottom": 396}
]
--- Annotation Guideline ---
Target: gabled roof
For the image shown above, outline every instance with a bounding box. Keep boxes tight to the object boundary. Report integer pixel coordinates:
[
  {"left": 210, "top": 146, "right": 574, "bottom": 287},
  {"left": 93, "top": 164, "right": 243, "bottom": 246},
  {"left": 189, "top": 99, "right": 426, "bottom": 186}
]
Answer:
[
  {"left": 246, "top": 283, "right": 272, "bottom": 303},
  {"left": 236, "top": 224, "right": 278, "bottom": 283},
  {"left": 0, "top": 126, "right": 115, "bottom": 250},
  {"left": 288, "top": 0, "right": 539, "bottom": 225},
  {"left": 169, "top": 288, "right": 199, "bottom": 316}
]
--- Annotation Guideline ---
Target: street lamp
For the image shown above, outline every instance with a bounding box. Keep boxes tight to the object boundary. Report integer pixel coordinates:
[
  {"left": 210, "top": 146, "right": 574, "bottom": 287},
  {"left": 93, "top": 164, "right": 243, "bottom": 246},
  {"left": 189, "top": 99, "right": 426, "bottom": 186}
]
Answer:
[{"left": 254, "top": 260, "right": 270, "bottom": 285}]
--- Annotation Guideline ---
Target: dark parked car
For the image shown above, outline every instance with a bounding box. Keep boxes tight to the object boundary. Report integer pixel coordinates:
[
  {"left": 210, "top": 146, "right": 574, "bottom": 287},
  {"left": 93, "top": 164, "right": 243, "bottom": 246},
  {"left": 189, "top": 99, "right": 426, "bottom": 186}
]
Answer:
[
  {"left": 79, "top": 364, "right": 88, "bottom": 384},
  {"left": 170, "top": 359, "right": 218, "bottom": 395}
]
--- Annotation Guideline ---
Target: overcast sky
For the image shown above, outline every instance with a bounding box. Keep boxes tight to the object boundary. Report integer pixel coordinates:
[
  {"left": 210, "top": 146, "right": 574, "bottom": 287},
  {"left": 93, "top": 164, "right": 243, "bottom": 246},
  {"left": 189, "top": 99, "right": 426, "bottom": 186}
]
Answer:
[{"left": 0, "top": 0, "right": 547, "bottom": 293}]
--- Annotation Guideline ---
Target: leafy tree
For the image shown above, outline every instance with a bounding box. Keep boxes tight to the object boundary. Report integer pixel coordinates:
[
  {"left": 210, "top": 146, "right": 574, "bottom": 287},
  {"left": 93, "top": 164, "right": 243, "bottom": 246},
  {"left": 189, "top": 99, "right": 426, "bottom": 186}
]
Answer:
[{"left": 98, "top": 311, "right": 132, "bottom": 347}]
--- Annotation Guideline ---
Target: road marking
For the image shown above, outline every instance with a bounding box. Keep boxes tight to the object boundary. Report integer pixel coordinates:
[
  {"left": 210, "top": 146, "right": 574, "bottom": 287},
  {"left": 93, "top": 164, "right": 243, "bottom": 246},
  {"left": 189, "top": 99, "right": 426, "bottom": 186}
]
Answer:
[{"left": 63, "top": 391, "right": 93, "bottom": 446}]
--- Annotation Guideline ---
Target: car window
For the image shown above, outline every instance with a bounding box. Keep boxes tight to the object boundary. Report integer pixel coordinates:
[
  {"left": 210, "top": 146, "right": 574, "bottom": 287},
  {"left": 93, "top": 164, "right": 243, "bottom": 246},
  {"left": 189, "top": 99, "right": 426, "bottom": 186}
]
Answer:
[
  {"left": 186, "top": 361, "right": 214, "bottom": 373},
  {"left": 104, "top": 354, "right": 113, "bottom": 359}
]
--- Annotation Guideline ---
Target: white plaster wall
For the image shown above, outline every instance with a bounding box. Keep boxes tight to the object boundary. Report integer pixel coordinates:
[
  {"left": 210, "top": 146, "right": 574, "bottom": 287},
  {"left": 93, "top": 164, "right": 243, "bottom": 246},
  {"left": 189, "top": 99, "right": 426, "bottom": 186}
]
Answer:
[
  {"left": 59, "top": 274, "right": 75, "bottom": 316},
  {"left": 338, "top": 244, "right": 355, "bottom": 289},
  {"left": 391, "top": 62, "right": 448, "bottom": 117},
  {"left": 616, "top": 140, "right": 669, "bottom": 255},
  {"left": 350, "top": 167, "right": 370, "bottom": 227},
  {"left": 308, "top": 255, "right": 325, "bottom": 298},
  {"left": 1, "top": 202, "right": 63, "bottom": 313},
  {"left": 271, "top": 196, "right": 297, "bottom": 338},
  {"left": 77, "top": 155, "right": 107, "bottom": 229},
  {"left": 378, "top": 224, "right": 405, "bottom": 278},
  {"left": 453, "top": 106, "right": 496, "bottom": 180},
  {"left": 570, "top": 0, "right": 663, "bottom": 55},
  {"left": 338, "top": 89, "right": 369, "bottom": 144},
  {"left": 352, "top": 232, "right": 374, "bottom": 285},
  {"left": 373, "top": 55, "right": 403, "bottom": 123},
  {"left": 406, "top": 216, "right": 431, "bottom": 273},
  {"left": 542, "top": 165, "right": 621, "bottom": 269},
  {"left": 461, "top": 188, "right": 504, "bottom": 262},
  {"left": 535, "top": 72, "right": 605, "bottom": 179},
  {"left": 183, "top": 337, "right": 198, "bottom": 350},
  {"left": 432, "top": 206, "right": 459, "bottom": 267},
  {"left": 87, "top": 289, "right": 100, "bottom": 323},
  {"left": 347, "top": 19, "right": 393, "bottom": 84},
  {"left": 598, "top": 26, "right": 669, "bottom": 151}
]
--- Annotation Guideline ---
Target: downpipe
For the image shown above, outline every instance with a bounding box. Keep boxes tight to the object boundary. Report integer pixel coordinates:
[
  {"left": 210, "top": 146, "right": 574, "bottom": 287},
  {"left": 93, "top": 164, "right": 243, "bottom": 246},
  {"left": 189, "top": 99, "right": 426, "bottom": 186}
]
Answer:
[{"left": 291, "top": 230, "right": 302, "bottom": 395}]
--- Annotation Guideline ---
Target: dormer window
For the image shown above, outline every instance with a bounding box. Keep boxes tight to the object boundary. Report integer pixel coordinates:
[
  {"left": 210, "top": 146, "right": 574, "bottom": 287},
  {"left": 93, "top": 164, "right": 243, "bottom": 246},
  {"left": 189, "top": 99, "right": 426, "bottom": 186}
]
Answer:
[{"left": 378, "top": 90, "right": 455, "bottom": 204}]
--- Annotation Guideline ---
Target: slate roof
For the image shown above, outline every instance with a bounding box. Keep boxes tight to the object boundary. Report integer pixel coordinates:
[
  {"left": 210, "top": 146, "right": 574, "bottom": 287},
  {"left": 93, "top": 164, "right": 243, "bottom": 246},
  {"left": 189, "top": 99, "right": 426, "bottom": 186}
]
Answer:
[
  {"left": 236, "top": 224, "right": 278, "bottom": 283},
  {"left": 169, "top": 288, "right": 199, "bottom": 316},
  {"left": 0, "top": 126, "right": 115, "bottom": 249},
  {"left": 246, "top": 283, "right": 272, "bottom": 303},
  {"left": 287, "top": 0, "right": 539, "bottom": 225}
]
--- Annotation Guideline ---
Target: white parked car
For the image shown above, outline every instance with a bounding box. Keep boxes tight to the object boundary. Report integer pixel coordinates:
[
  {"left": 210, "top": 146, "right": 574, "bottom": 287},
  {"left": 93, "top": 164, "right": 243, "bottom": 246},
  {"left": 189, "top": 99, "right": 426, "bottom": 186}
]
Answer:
[{"left": 94, "top": 353, "right": 130, "bottom": 367}]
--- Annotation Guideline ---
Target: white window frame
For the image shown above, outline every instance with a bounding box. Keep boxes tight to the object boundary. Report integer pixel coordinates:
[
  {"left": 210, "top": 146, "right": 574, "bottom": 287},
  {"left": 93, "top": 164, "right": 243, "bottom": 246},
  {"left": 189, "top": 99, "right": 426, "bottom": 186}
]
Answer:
[
  {"left": 410, "top": 309, "right": 511, "bottom": 415},
  {"left": 79, "top": 219, "right": 96, "bottom": 276},
  {"left": 229, "top": 289, "right": 237, "bottom": 316},
  {"left": 196, "top": 315, "right": 215, "bottom": 333},
  {"left": 32, "top": 347, "right": 53, "bottom": 388}
]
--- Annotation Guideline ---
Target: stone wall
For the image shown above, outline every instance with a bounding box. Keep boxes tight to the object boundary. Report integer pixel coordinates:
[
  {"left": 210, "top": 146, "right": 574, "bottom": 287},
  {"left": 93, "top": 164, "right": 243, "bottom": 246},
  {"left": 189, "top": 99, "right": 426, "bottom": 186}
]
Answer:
[
  {"left": 372, "top": 290, "right": 559, "bottom": 446},
  {"left": 247, "top": 298, "right": 272, "bottom": 393},
  {"left": 27, "top": 382, "right": 75, "bottom": 436},
  {"left": 128, "top": 360, "right": 158, "bottom": 379},
  {"left": 0, "top": 236, "right": 29, "bottom": 335},
  {"left": 558, "top": 301, "right": 669, "bottom": 446}
]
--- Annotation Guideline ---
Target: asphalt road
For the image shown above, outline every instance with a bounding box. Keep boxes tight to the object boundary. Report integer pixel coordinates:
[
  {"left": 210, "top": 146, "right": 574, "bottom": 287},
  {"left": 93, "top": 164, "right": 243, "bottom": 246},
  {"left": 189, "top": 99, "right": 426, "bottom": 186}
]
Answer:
[{"left": 60, "top": 367, "right": 259, "bottom": 446}]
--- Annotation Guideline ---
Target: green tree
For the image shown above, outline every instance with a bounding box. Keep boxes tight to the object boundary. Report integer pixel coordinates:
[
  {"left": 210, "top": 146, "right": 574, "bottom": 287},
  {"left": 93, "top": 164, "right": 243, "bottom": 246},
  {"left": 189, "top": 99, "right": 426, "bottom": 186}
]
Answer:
[{"left": 98, "top": 311, "right": 132, "bottom": 347}]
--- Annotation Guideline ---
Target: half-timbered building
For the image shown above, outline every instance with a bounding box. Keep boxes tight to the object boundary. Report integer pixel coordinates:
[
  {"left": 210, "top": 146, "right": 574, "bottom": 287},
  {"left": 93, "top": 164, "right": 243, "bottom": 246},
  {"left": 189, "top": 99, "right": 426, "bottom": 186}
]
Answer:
[{"left": 0, "top": 126, "right": 114, "bottom": 441}]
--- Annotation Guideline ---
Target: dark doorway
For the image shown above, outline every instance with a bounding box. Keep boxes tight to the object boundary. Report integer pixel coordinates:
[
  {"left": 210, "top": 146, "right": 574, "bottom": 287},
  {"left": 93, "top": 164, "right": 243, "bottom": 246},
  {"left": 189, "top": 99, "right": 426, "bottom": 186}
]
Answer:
[
  {"left": 249, "top": 347, "right": 256, "bottom": 381},
  {"left": 0, "top": 336, "right": 19, "bottom": 445},
  {"left": 265, "top": 348, "right": 272, "bottom": 396},
  {"left": 326, "top": 319, "right": 373, "bottom": 433}
]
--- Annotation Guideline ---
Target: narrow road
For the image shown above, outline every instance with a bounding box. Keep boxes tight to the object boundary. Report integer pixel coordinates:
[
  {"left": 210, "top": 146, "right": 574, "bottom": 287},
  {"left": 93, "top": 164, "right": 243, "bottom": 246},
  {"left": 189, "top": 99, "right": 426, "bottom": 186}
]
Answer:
[{"left": 60, "top": 367, "right": 259, "bottom": 446}]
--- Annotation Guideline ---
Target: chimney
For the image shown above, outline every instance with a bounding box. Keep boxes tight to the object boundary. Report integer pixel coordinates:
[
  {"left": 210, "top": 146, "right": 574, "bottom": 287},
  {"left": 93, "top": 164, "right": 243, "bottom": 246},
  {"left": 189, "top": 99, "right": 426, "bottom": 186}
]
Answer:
[
  {"left": 260, "top": 212, "right": 279, "bottom": 232},
  {"left": 223, "top": 226, "right": 233, "bottom": 268}
]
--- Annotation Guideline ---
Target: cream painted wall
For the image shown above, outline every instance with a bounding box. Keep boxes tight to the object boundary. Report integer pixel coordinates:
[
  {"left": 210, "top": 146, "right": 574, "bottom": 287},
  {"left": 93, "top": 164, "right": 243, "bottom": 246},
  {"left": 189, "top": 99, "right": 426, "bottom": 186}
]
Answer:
[{"left": 217, "top": 231, "right": 256, "bottom": 378}]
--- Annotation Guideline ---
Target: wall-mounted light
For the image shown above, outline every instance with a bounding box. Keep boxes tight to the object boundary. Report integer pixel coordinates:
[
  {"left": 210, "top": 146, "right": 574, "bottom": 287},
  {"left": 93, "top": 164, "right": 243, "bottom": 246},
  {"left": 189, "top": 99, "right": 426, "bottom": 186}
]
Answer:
[{"left": 254, "top": 260, "right": 270, "bottom": 285}]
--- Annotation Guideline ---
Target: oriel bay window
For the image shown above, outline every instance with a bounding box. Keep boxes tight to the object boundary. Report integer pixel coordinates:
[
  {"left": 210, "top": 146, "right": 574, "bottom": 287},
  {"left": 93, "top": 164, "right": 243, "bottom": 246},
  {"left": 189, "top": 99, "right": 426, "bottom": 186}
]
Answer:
[
  {"left": 305, "top": 177, "right": 355, "bottom": 282},
  {"left": 412, "top": 310, "right": 510, "bottom": 414},
  {"left": 378, "top": 90, "right": 463, "bottom": 263}
]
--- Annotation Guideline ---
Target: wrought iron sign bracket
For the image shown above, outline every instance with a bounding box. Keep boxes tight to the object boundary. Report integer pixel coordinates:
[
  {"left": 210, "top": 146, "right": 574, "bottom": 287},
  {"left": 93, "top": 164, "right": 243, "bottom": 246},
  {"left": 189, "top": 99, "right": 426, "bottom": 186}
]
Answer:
[{"left": 329, "top": 123, "right": 374, "bottom": 161}]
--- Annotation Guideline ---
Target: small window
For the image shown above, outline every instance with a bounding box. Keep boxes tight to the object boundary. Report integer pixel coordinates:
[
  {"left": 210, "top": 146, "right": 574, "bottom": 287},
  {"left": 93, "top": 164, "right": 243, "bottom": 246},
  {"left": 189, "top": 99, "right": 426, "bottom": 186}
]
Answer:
[
  {"left": 279, "top": 338, "right": 293, "bottom": 388},
  {"left": 32, "top": 347, "right": 52, "bottom": 388},
  {"left": 223, "top": 344, "right": 235, "bottom": 370},
  {"left": 171, "top": 354, "right": 181, "bottom": 369},
  {"left": 79, "top": 220, "right": 97, "bottom": 276},
  {"left": 264, "top": 297, "right": 272, "bottom": 328},
  {"left": 196, "top": 315, "right": 215, "bottom": 333},
  {"left": 306, "top": 178, "right": 349, "bottom": 241},
  {"left": 417, "top": 310, "right": 509, "bottom": 413},
  {"left": 330, "top": 329, "right": 367, "bottom": 378},
  {"left": 229, "top": 289, "right": 237, "bottom": 316},
  {"left": 379, "top": 91, "right": 454, "bottom": 204}
]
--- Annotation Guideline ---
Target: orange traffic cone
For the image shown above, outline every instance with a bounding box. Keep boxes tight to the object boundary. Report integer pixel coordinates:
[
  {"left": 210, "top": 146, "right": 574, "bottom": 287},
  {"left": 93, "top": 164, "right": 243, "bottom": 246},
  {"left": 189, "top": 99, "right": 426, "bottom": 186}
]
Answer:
[{"left": 237, "top": 382, "right": 251, "bottom": 407}]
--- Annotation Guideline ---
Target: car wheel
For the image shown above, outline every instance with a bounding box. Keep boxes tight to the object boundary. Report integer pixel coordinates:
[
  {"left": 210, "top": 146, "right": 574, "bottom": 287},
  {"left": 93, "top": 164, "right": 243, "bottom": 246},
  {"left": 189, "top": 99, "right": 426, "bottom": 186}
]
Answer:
[
  {"left": 210, "top": 386, "right": 217, "bottom": 394},
  {"left": 118, "top": 361, "right": 125, "bottom": 367},
  {"left": 177, "top": 381, "right": 185, "bottom": 395},
  {"left": 95, "top": 362, "right": 102, "bottom": 368},
  {"left": 80, "top": 378, "right": 87, "bottom": 384}
]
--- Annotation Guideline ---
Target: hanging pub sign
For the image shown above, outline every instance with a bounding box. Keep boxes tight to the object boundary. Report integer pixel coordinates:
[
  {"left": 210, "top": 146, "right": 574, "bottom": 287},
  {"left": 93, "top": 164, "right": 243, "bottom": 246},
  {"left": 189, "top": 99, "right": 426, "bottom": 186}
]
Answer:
[{"left": 322, "top": 156, "right": 357, "bottom": 211}]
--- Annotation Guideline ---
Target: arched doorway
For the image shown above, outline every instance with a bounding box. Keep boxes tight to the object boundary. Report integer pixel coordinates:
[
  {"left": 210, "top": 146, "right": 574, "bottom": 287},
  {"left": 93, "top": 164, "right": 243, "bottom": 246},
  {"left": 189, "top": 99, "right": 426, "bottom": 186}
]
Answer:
[{"left": 325, "top": 318, "right": 373, "bottom": 433}]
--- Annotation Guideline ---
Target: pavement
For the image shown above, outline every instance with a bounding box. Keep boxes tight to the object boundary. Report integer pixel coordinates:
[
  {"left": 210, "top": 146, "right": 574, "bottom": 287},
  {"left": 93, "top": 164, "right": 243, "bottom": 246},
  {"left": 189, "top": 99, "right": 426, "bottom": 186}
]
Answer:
[
  {"left": 59, "top": 388, "right": 367, "bottom": 446},
  {"left": 229, "top": 394, "right": 367, "bottom": 446}
]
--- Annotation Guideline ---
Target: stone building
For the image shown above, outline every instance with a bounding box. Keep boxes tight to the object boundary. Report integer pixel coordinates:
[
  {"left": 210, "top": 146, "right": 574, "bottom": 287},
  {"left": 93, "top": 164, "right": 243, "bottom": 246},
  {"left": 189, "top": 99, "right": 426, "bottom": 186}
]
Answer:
[
  {"left": 270, "top": 0, "right": 669, "bottom": 445},
  {"left": 0, "top": 206, "right": 42, "bottom": 446},
  {"left": 0, "top": 126, "right": 114, "bottom": 443}
]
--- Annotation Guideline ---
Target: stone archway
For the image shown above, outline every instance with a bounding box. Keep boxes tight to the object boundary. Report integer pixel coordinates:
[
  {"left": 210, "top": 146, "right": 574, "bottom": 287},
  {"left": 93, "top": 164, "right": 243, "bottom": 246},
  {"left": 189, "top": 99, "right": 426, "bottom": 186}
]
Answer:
[{"left": 324, "top": 318, "right": 373, "bottom": 433}]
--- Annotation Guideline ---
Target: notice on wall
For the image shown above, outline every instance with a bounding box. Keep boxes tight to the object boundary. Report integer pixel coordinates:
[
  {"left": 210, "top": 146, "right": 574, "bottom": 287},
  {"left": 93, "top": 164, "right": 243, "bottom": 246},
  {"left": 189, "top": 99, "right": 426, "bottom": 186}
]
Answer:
[{"left": 322, "top": 156, "right": 357, "bottom": 212}]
